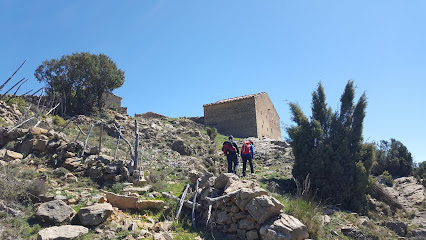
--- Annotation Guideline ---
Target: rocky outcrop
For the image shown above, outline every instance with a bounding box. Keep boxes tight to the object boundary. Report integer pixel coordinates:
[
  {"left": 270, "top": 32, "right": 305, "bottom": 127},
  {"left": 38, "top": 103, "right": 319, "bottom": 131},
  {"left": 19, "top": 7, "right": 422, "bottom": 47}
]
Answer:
[
  {"left": 77, "top": 203, "right": 113, "bottom": 226},
  {"left": 260, "top": 214, "right": 309, "bottom": 240},
  {"left": 36, "top": 200, "right": 76, "bottom": 225},
  {"left": 37, "top": 225, "right": 88, "bottom": 240}
]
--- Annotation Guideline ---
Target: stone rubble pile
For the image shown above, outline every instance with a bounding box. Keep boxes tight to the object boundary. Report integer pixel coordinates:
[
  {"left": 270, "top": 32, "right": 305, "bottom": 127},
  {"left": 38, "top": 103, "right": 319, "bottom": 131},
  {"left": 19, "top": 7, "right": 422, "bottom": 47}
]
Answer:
[
  {"left": 186, "top": 171, "right": 309, "bottom": 240},
  {"left": 0, "top": 100, "right": 23, "bottom": 125}
]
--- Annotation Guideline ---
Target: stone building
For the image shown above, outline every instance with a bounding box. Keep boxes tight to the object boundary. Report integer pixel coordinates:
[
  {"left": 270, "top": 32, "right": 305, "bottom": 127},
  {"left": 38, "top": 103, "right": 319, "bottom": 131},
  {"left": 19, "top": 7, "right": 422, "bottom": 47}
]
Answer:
[
  {"left": 203, "top": 92, "right": 281, "bottom": 139},
  {"left": 102, "top": 92, "right": 127, "bottom": 114}
]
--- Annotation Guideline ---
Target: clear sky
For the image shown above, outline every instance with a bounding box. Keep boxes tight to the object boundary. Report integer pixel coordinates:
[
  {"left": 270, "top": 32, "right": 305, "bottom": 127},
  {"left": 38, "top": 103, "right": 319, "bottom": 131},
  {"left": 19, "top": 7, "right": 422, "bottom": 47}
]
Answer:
[{"left": 1, "top": 1, "right": 425, "bottom": 163}]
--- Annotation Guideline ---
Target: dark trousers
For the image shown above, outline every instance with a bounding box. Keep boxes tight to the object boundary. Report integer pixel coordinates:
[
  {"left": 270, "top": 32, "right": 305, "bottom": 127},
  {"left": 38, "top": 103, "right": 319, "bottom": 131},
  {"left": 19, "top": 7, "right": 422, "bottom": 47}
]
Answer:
[
  {"left": 242, "top": 155, "right": 254, "bottom": 176},
  {"left": 226, "top": 154, "right": 238, "bottom": 174}
]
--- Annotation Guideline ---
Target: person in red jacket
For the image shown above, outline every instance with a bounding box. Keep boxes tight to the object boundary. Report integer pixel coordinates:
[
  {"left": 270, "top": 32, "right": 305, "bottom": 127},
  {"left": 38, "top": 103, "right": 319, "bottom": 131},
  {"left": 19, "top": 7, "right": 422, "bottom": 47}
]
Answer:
[{"left": 241, "top": 140, "right": 254, "bottom": 177}]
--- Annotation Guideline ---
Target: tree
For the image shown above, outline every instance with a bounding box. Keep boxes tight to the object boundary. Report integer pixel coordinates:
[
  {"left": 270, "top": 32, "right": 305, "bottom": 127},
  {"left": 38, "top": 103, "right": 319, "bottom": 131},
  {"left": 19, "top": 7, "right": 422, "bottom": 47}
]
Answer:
[
  {"left": 287, "top": 81, "right": 374, "bottom": 213},
  {"left": 414, "top": 161, "right": 426, "bottom": 187},
  {"left": 35, "top": 52, "right": 125, "bottom": 116},
  {"left": 372, "top": 139, "right": 413, "bottom": 177}
]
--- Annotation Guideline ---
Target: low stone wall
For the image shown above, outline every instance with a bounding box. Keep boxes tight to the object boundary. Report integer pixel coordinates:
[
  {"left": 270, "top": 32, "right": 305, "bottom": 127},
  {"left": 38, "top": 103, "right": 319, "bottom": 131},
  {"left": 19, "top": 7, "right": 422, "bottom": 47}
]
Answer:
[{"left": 186, "top": 172, "right": 309, "bottom": 240}]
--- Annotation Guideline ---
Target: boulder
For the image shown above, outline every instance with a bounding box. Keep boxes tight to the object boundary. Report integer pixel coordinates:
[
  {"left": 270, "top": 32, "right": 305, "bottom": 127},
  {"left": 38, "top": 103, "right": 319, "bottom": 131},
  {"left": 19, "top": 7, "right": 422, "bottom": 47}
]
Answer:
[
  {"left": 77, "top": 203, "right": 113, "bottom": 226},
  {"left": 37, "top": 225, "right": 88, "bottom": 240},
  {"left": 214, "top": 173, "right": 239, "bottom": 191},
  {"left": 30, "top": 127, "right": 48, "bottom": 135},
  {"left": 36, "top": 200, "right": 76, "bottom": 224},
  {"left": 171, "top": 140, "right": 193, "bottom": 156},
  {"left": 6, "top": 128, "right": 28, "bottom": 139},
  {"left": 238, "top": 218, "right": 256, "bottom": 230},
  {"left": 235, "top": 187, "right": 268, "bottom": 211},
  {"left": 224, "top": 179, "right": 258, "bottom": 194},
  {"left": 246, "top": 230, "right": 259, "bottom": 240},
  {"left": 104, "top": 191, "right": 138, "bottom": 209},
  {"left": 245, "top": 195, "right": 284, "bottom": 224},
  {"left": 62, "top": 157, "right": 81, "bottom": 170},
  {"left": 20, "top": 140, "right": 33, "bottom": 154},
  {"left": 409, "top": 228, "right": 426, "bottom": 239},
  {"left": 385, "top": 220, "right": 407, "bottom": 237},
  {"left": 4, "top": 150, "right": 23, "bottom": 161},
  {"left": 33, "top": 139, "right": 48, "bottom": 152},
  {"left": 260, "top": 214, "right": 309, "bottom": 240}
]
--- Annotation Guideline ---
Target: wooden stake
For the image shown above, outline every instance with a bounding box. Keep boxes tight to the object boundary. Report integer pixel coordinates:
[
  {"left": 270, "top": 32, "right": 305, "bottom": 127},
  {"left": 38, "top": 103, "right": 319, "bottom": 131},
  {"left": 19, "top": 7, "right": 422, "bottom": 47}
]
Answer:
[
  {"left": 98, "top": 124, "right": 103, "bottom": 156},
  {"left": 114, "top": 125, "right": 121, "bottom": 162},
  {"left": 175, "top": 184, "right": 190, "bottom": 223},
  {"left": 192, "top": 178, "right": 199, "bottom": 229},
  {"left": 81, "top": 124, "right": 94, "bottom": 158},
  {"left": 134, "top": 120, "right": 138, "bottom": 168}
]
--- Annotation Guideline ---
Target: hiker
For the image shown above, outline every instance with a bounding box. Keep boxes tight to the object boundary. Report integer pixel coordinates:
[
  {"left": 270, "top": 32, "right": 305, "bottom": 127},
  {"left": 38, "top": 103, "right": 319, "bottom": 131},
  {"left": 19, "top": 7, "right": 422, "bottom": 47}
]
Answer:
[
  {"left": 241, "top": 140, "right": 254, "bottom": 177},
  {"left": 222, "top": 135, "right": 239, "bottom": 174}
]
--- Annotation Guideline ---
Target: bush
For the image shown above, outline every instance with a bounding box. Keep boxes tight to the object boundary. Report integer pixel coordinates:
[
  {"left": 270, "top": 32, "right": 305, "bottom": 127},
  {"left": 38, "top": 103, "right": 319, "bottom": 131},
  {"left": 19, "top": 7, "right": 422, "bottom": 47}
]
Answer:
[
  {"left": 4, "top": 96, "right": 28, "bottom": 113},
  {"left": 381, "top": 171, "right": 393, "bottom": 187},
  {"left": 372, "top": 139, "right": 413, "bottom": 177},
  {"left": 26, "top": 179, "right": 48, "bottom": 197},
  {"left": 206, "top": 127, "right": 217, "bottom": 141},
  {"left": 52, "top": 115, "right": 66, "bottom": 126},
  {"left": 287, "top": 81, "right": 373, "bottom": 213}
]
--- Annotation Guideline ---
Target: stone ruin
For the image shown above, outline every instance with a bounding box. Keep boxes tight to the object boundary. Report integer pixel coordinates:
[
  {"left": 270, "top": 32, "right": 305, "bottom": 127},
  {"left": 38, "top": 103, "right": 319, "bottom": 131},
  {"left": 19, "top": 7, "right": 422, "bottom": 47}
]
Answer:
[{"left": 183, "top": 171, "right": 309, "bottom": 240}]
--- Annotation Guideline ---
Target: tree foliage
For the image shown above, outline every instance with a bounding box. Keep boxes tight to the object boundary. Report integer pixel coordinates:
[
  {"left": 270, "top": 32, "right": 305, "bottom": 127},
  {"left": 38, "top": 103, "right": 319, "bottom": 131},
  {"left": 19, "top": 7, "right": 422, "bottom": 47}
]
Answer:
[
  {"left": 287, "top": 81, "right": 374, "bottom": 213},
  {"left": 371, "top": 139, "right": 413, "bottom": 177},
  {"left": 35, "top": 52, "right": 125, "bottom": 116},
  {"left": 414, "top": 161, "right": 426, "bottom": 187}
]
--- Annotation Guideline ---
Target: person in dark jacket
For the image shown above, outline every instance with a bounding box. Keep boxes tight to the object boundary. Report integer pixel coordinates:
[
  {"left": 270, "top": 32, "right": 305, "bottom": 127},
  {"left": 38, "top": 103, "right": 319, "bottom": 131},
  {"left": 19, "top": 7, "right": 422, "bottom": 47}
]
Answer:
[
  {"left": 222, "top": 135, "right": 239, "bottom": 174},
  {"left": 241, "top": 140, "right": 254, "bottom": 177}
]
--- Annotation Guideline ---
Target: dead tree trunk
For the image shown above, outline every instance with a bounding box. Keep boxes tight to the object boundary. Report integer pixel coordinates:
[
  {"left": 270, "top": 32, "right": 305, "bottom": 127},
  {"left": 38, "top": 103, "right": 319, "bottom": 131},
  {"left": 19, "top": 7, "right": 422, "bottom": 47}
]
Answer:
[
  {"left": 192, "top": 178, "right": 199, "bottom": 229},
  {"left": 98, "top": 124, "right": 103, "bottom": 156},
  {"left": 81, "top": 124, "right": 94, "bottom": 158},
  {"left": 134, "top": 120, "right": 139, "bottom": 169},
  {"left": 175, "top": 184, "right": 190, "bottom": 223},
  {"left": 114, "top": 125, "right": 121, "bottom": 162},
  {"left": 0, "top": 60, "right": 26, "bottom": 92},
  {"left": 0, "top": 77, "right": 26, "bottom": 100}
]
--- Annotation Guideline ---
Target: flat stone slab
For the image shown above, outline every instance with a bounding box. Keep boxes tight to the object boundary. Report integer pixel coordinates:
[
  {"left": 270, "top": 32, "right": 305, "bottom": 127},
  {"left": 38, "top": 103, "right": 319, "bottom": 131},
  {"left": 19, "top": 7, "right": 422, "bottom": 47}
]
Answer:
[{"left": 123, "top": 185, "right": 152, "bottom": 193}]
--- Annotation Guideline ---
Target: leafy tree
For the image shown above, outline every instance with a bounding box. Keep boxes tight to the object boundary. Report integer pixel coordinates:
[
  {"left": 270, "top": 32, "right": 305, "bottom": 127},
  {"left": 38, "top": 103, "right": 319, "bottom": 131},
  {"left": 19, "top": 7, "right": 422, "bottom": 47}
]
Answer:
[
  {"left": 35, "top": 52, "right": 125, "bottom": 116},
  {"left": 414, "top": 161, "right": 426, "bottom": 187},
  {"left": 372, "top": 139, "right": 413, "bottom": 177},
  {"left": 288, "top": 81, "right": 374, "bottom": 213}
]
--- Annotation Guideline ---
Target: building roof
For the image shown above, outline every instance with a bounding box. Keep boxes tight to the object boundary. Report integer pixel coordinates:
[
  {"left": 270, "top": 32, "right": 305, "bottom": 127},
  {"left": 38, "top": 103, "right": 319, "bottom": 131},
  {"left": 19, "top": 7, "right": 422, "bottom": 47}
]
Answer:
[{"left": 203, "top": 92, "right": 267, "bottom": 107}]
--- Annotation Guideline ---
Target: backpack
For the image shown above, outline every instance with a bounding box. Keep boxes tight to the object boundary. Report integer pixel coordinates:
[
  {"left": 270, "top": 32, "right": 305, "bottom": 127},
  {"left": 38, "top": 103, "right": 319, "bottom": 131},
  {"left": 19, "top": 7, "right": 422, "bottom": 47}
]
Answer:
[
  {"left": 241, "top": 141, "right": 252, "bottom": 155},
  {"left": 222, "top": 141, "right": 236, "bottom": 155}
]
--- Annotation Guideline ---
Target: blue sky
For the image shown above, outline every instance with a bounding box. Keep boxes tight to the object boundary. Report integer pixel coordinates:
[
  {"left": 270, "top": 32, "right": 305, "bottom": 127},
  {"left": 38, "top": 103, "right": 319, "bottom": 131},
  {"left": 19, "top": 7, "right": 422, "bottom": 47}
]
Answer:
[{"left": 1, "top": 1, "right": 425, "bottom": 163}]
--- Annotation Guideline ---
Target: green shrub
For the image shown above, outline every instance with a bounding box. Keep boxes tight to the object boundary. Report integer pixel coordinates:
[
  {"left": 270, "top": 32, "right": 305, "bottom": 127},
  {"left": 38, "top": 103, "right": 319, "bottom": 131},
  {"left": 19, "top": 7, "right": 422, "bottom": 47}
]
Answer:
[
  {"left": 382, "top": 171, "right": 393, "bottom": 187},
  {"left": 52, "top": 115, "right": 66, "bottom": 126},
  {"left": 52, "top": 167, "right": 70, "bottom": 178},
  {"left": 206, "top": 127, "right": 217, "bottom": 141},
  {"left": 26, "top": 179, "right": 48, "bottom": 197},
  {"left": 4, "top": 96, "right": 28, "bottom": 113}
]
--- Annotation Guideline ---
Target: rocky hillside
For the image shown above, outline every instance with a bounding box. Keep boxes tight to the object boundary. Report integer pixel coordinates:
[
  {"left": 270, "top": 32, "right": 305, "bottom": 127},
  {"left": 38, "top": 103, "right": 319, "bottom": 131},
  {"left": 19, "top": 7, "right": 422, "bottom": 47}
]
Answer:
[{"left": 0, "top": 99, "right": 425, "bottom": 240}]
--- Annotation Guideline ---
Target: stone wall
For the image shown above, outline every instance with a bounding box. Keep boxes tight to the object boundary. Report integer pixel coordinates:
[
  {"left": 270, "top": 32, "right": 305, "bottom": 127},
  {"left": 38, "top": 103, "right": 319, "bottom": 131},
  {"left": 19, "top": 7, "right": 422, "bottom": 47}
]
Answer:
[
  {"left": 254, "top": 93, "right": 281, "bottom": 139},
  {"left": 204, "top": 97, "right": 257, "bottom": 138},
  {"left": 103, "top": 92, "right": 122, "bottom": 109},
  {"left": 203, "top": 93, "right": 281, "bottom": 139}
]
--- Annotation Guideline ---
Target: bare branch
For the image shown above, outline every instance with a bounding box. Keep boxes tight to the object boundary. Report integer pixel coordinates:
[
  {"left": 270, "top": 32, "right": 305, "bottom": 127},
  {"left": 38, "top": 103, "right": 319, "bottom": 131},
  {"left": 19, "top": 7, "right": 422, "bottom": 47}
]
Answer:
[{"left": 0, "top": 60, "right": 26, "bottom": 92}]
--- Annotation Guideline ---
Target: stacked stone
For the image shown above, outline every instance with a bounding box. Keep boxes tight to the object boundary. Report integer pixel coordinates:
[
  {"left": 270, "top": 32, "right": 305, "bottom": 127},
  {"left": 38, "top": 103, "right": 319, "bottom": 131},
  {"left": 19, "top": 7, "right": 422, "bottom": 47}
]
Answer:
[
  {"left": 188, "top": 171, "right": 309, "bottom": 240},
  {"left": 0, "top": 101, "right": 23, "bottom": 125}
]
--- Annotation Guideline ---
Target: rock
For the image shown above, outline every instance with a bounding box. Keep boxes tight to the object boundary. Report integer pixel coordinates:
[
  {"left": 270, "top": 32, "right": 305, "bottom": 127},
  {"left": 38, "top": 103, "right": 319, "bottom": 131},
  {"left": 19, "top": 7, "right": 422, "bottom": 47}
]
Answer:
[
  {"left": 171, "top": 140, "right": 194, "bottom": 156},
  {"left": 136, "top": 200, "right": 165, "bottom": 210},
  {"left": 37, "top": 225, "right": 89, "bottom": 240},
  {"left": 246, "top": 230, "right": 259, "bottom": 240},
  {"left": 214, "top": 173, "right": 239, "bottom": 190},
  {"left": 123, "top": 185, "right": 152, "bottom": 193},
  {"left": 217, "top": 211, "right": 228, "bottom": 224},
  {"left": 188, "top": 170, "right": 203, "bottom": 184},
  {"left": 246, "top": 195, "right": 284, "bottom": 224},
  {"left": 86, "top": 146, "right": 99, "bottom": 155},
  {"left": 20, "top": 140, "right": 33, "bottom": 154},
  {"left": 104, "top": 191, "right": 138, "bottom": 209},
  {"left": 385, "top": 220, "right": 407, "bottom": 237},
  {"left": 62, "top": 172, "right": 78, "bottom": 183},
  {"left": 4, "top": 150, "right": 23, "bottom": 161},
  {"left": 64, "top": 151, "right": 75, "bottom": 158},
  {"left": 62, "top": 157, "right": 81, "bottom": 170},
  {"left": 36, "top": 200, "right": 76, "bottom": 224},
  {"left": 260, "top": 213, "right": 309, "bottom": 240},
  {"left": 409, "top": 228, "right": 426, "bottom": 239},
  {"left": 236, "top": 187, "right": 268, "bottom": 211},
  {"left": 78, "top": 203, "right": 113, "bottom": 226},
  {"left": 30, "top": 127, "right": 48, "bottom": 135},
  {"left": 238, "top": 218, "right": 256, "bottom": 230},
  {"left": 321, "top": 215, "right": 331, "bottom": 226},
  {"left": 33, "top": 139, "right": 48, "bottom": 152},
  {"left": 154, "top": 221, "right": 172, "bottom": 232},
  {"left": 225, "top": 179, "right": 258, "bottom": 194},
  {"left": 6, "top": 128, "right": 28, "bottom": 139}
]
